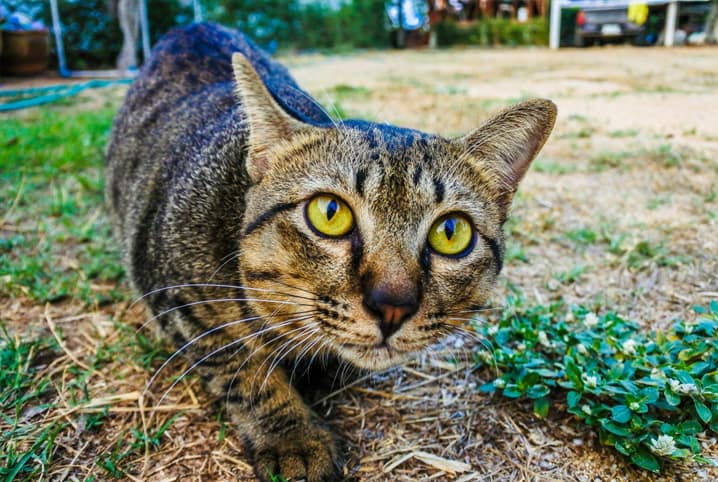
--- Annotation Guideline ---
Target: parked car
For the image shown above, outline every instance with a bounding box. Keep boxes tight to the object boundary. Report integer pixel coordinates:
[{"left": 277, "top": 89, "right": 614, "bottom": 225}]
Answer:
[{"left": 574, "top": 7, "right": 643, "bottom": 46}]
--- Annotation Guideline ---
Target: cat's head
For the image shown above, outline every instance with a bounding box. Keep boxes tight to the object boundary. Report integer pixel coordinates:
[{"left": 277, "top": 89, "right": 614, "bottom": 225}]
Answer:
[{"left": 232, "top": 54, "right": 556, "bottom": 370}]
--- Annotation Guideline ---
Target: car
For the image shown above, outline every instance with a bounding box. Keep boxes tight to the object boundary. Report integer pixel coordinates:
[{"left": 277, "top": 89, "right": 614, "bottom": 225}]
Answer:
[{"left": 574, "top": 6, "right": 644, "bottom": 46}]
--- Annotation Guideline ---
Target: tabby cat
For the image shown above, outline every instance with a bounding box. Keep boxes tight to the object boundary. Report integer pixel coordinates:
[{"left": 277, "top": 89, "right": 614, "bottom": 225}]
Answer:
[{"left": 106, "top": 23, "right": 556, "bottom": 482}]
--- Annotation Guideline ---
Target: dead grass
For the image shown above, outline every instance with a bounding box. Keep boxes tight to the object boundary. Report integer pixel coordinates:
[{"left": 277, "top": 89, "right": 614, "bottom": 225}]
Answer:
[{"left": 2, "top": 45, "right": 717, "bottom": 481}]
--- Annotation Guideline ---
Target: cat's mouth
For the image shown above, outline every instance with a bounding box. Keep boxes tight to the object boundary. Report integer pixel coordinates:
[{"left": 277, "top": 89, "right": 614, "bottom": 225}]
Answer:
[{"left": 338, "top": 340, "right": 414, "bottom": 371}]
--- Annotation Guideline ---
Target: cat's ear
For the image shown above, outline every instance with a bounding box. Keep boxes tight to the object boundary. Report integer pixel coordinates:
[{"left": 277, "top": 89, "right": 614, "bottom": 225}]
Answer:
[
  {"left": 457, "top": 99, "right": 556, "bottom": 209},
  {"left": 232, "top": 53, "right": 311, "bottom": 182}
]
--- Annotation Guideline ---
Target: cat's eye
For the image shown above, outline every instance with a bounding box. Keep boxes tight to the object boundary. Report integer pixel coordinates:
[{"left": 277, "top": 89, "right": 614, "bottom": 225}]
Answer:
[
  {"left": 306, "top": 194, "right": 354, "bottom": 237},
  {"left": 428, "top": 214, "right": 474, "bottom": 257}
]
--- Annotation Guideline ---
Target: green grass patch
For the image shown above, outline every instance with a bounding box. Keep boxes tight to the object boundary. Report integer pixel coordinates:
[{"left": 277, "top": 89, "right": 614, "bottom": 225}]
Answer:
[
  {"left": 1, "top": 107, "right": 125, "bottom": 304},
  {"left": 476, "top": 296, "right": 718, "bottom": 473}
]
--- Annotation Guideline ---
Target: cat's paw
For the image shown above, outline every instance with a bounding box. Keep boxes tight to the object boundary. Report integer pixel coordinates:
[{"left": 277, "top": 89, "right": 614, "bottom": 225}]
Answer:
[{"left": 253, "top": 424, "right": 342, "bottom": 482}]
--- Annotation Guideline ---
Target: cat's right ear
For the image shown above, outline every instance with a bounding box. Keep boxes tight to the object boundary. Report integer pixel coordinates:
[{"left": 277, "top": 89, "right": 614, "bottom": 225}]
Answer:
[{"left": 232, "top": 53, "right": 311, "bottom": 182}]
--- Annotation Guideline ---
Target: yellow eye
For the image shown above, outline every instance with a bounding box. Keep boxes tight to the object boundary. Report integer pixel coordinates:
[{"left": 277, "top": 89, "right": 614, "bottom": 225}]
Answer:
[
  {"left": 428, "top": 214, "right": 474, "bottom": 256},
  {"left": 306, "top": 194, "right": 354, "bottom": 237}
]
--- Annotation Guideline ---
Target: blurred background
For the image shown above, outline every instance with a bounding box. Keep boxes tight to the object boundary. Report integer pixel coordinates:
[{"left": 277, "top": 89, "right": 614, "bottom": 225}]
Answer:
[{"left": 0, "top": 0, "right": 716, "bottom": 77}]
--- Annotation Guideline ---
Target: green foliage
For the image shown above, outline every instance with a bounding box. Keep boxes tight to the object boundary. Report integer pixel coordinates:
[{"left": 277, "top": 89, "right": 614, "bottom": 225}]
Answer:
[
  {"left": 197, "top": 0, "right": 389, "bottom": 51},
  {"left": 475, "top": 296, "right": 718, "bottom": 473},
  {"left": 435, "top": 18, "right": 549, "bottom": 47}
]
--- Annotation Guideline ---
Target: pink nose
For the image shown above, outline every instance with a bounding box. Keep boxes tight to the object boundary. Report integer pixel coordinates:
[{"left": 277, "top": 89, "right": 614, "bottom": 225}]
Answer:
[{"left": 374, "top": 303, "right": 416, "bottom": 339}]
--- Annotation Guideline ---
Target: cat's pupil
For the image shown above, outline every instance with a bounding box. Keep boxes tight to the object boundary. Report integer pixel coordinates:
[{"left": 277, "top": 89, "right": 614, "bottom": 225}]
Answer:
[
  {"left": 326, "top": 199, "right": 338, "bottom": 221},
  {"left": 444, "top": 218, "right": 455, "bottom": 240}
]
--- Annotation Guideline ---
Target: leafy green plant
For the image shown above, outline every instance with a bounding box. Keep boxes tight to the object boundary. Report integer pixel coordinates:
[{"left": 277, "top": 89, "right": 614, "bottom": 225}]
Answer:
[{"left": 475, "top": 296, "right": 718, "bottom": 473}]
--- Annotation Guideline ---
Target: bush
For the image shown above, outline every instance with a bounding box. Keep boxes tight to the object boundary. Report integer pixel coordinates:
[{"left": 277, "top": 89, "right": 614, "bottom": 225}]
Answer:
[{"left": 435, "top": 18, "right": 549, "bottom": 47}]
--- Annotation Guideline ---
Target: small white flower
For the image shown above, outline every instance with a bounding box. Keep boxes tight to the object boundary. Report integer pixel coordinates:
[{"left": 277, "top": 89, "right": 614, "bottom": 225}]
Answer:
[
  {"left": 584, "top": 312, "right": 599, "bottom": 327},
  {"left": 477, "top": 350, "right": 493, "bottom": 364},
  {"left": 576, "top": 343, "right": 589, "bottom": 355},
  {"left": 487, "top": 325, "right": 499, "bottom": 336},
  {"left": 538, "top": 331, "right": 550, "bottom": 346},
  {"left": 516, "top": 343, "right": 526, "bottom": 352},
  {"left": 581, "top": 404, "right": 592, "bottom": 415},
  {"left": 582, "top": 373, "right": 598, "bottom": 388},
  {"left": 494, "top": 378, "right": 506, "bottom": 389},
  {"left": 649, "top": 435, "right": 677, "bottom": 457},
  {"left": 675, "top": 382, "right": 699, "bottom": 395},
  {"left": 622, "top": 339, "right": 638, "bottom": 356},
  {"left": 566, "top": 311, "right": 575, "bottom": 322},
  {"left": 651, "top": 368, "right": 665, "bottom": 379},
  {"left": 629, "top": 402, "right": 641, "bottom": 411},
  {"left": 668, "top": 379, "right": 681, "bottom": 392}
]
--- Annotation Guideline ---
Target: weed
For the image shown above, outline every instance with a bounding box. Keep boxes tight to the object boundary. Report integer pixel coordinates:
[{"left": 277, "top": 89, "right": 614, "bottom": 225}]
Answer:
[
  {"left": 476, "top": 296, "right": 718, "bottom": 473},
  {"left": 533, "top": 158, "right": 577, "bottom": 175},
  {"left": 554, "top": 264, "right": 587, "bottom": 284},
  {"left": 590, "top": 150, "right": 631, "bottom": 171},
  {"left": 609, "top": 129, "right": 639, "bottom": 138}
]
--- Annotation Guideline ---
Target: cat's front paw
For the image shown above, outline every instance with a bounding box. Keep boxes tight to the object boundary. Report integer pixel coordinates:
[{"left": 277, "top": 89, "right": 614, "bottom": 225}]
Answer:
[{"left": 253, "top": 423, "right": 342, "bottom": 482}]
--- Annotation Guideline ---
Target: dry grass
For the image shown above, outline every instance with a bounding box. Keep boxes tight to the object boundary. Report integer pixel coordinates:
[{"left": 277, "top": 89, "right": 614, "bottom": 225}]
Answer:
[{"left": 2, "top": 45, "right": 717, "bottom": 481}]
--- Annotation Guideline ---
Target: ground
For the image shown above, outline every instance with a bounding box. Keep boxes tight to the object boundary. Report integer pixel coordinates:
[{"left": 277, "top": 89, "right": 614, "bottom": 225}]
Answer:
[{"left": 1, "top": 45, "right": 717, "bottom": 481}]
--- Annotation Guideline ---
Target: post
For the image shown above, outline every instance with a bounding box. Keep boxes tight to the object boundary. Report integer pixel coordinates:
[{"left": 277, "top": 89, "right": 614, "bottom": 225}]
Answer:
[
  {"left": 139, "top": 0, "right": 151, "bottom": 61},
  {"left": 549, "top": 0, "right": 562, "bottom": 49},
  {"left": 664, "top": 0, "right": 677, "bottom": 46},
  {"left": 193, "top": 0, "right": 203, "bottom": 22},
  {"left": 49, "top": 0, "right": 69, "bottom": 77}
]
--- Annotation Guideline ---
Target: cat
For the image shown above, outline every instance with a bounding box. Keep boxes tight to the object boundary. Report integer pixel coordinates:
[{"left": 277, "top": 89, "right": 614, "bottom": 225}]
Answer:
[{"left": 105, "top": 22, "right": 556, "bottom": 482}]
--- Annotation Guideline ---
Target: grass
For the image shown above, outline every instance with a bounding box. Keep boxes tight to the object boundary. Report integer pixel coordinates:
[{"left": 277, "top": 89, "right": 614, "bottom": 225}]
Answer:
[{"left": 1, "top": 108, "right": 125, "bottom": 304}]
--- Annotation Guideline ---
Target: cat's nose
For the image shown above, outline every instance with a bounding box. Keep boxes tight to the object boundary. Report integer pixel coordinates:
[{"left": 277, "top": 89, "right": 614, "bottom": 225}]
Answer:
[{"left": 363, "top": 288, "right": 418, "bottom": 340}]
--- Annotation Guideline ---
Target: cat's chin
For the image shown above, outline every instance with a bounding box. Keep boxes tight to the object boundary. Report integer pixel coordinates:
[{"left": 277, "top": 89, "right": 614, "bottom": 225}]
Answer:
[{"left": 339, "top": 344, "right": 413, "bottom": 371}]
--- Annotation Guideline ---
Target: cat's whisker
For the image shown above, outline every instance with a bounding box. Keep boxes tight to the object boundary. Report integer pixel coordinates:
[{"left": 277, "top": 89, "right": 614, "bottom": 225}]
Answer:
[
  {"left": 151, "top": 315, "right": 314, "bottom": 411},
  {"left": 144, "top": 309, "right": 318, "bottom": 398},
  {"left": 208, "top": 250, "right": 241, "bottom": 281},
  {"left": 239, "top": 322, "right": 319, "bottom": 401},
  {"left": 260, "top": 326, "right": 320, "bottom": 394},
  {"left": 137, "top": 296, "right": 314, "bottom": 332},
  {"left": 447, "top": 306, "right": 503, "bottom": 315},
  {"left": 131, "top": 282, "right": 316, "bottom": 306},
  {"left": 250, "top": 324, "right": 318, "bottom": 397},
  {"left": 288, "top": 330, "right": 325, "bottom": 385},
  {"left": 223, "top": 318, "right": 303, "bottom": 409}
]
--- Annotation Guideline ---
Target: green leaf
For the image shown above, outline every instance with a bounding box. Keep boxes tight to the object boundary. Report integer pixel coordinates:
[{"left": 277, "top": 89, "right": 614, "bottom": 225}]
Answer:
[
  {"left": 479, "top": 382, "right": 497, "bottom": 393},
  {"left": 601, "top": 420, "right": 632, "bottom": 437},
  {"left": 631, "top": 448, "right": 660, "bottom": 473},
  {"left": 526, "top": 384, "right": 551, "bottom": 399},
  {"left": 502, "top": 384, "right": 523, "bottom": 398},
  {"left": 611, "top": 405, "right": 632, "bottom": 424},
  {"left": 567, "top": 391, "right": 581, "bottom": 408},
  {"left": 533, "top": 397, "right": 549, "bottom": 418},
  {"left": 694, "top": 400, "right": 712, "bottom": 424},
  {"left": 664, "top": 390, "right": 681, "bottom": 406}
]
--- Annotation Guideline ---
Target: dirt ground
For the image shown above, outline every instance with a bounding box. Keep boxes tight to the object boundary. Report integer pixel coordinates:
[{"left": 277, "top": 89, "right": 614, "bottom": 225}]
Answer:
[{"left": 3, "top": 45, "right": 718, "bottom": 481}]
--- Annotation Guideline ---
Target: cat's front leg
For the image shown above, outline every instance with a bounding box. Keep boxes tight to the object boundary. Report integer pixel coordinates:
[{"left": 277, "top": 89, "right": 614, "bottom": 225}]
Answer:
[{"left": 202, "top": 352, "right": 343, "bottom": 482}]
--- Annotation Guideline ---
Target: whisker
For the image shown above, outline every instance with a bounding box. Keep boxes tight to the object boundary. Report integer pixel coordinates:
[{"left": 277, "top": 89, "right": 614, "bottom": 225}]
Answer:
[
  {"left": 131, "top": 282, "right": 316, "bottom": 306},
  {"left": 138, "top": 297, "right": 314, "bottom": 332},
  {"left": 259, "top": 326, "right": 320, "bottom": 393},
  {"left": 150, "top": 315, "right": 314, "bottom": 412},
  {"left": 143, "top": 310, "right": 318, "bottom": 396},
  {"left": 208, "top": 251, "right": 241, "bottom": 281}
]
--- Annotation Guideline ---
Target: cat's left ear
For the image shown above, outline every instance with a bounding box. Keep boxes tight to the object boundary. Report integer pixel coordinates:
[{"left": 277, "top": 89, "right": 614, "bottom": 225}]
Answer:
[
  {"left": 232, "top": 53, "right": 313, "bottom": 182},
  {"left": 456, "top": 99, "right": 557, "bottom": 210}
]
